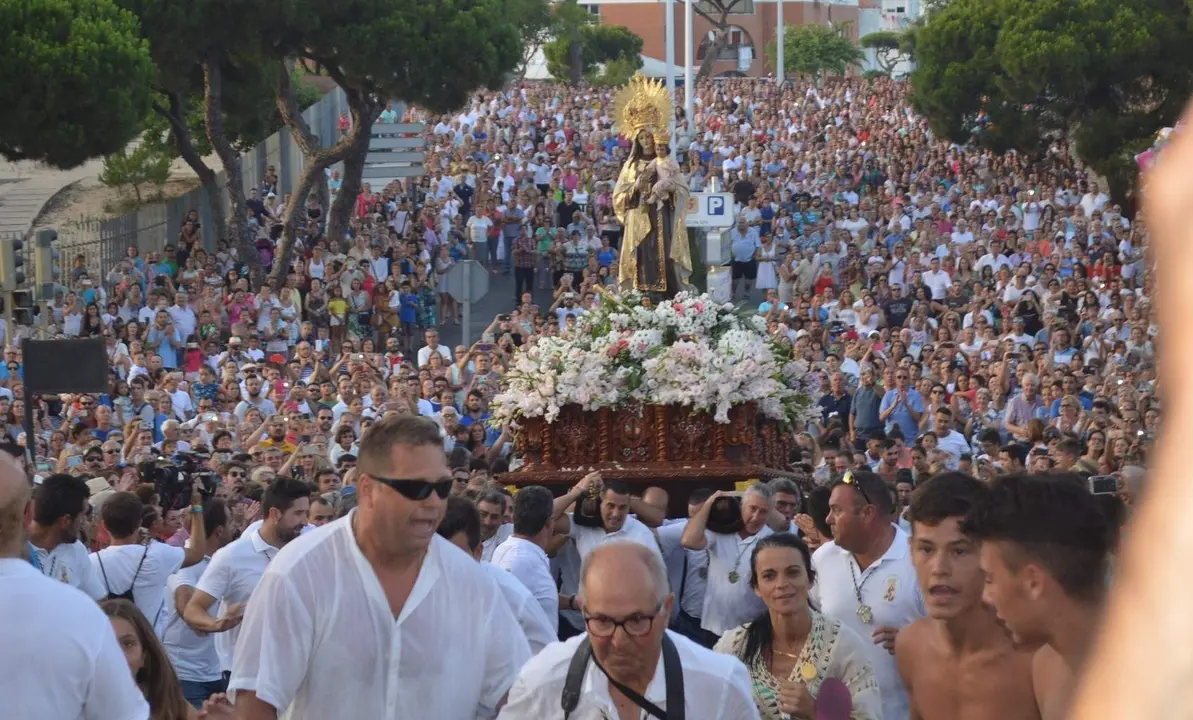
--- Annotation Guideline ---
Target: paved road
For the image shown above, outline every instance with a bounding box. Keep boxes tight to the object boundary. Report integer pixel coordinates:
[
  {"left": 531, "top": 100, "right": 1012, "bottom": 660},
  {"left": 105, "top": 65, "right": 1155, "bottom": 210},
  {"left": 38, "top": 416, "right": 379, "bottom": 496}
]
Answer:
[{"left": 434, "top": 265, "right": 526, "bottom": 349}]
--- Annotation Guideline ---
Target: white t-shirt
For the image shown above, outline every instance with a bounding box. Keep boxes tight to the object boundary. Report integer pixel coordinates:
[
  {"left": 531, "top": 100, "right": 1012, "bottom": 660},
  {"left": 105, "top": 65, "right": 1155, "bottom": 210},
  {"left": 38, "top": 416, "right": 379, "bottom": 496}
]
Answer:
[
  {"left": 481, "top": 561, "right": 556, "bottom": 655},
  {"left": 810, "top": 527, "right": 925, "bottom": 720},
  {"left": 161, "top": 558, "right": 223, "bottom": 682},
  {"left": 228, "top": 515, "right": 531, "bottom": 719},
  {"left": 698, "top": 526, "right": 773, "bottom": 635},
  {"left": 481, "top": 523, "right": 514, "bottom": 563},
  {"left": 90, "top": 540, "right": 186, "bottom": 634},
  {"left": 29, "top": 538, "right": 106, "bottom": 600},
  {"left": 499, "top": 630, "right": 760, "bottom": 720},
  {"left": 196, "top": 528, "right": 279, "bottom": 672},
  {"left": 568, "top": 515, "right": 661, "bottom": 565},
  {"left": 0, "top": 559, "right": 150, "bottom": 720},
  {"left": 492, "top": 536, "right": 560, "bottom": 637}
]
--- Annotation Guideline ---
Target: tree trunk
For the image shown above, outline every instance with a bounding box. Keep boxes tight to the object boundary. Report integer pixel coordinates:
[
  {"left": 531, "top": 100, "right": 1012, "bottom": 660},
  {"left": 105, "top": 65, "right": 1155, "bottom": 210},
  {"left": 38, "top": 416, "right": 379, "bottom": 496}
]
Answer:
[
  {"left": 154, "top": 91, "right": 225, "bottom": 244},
  {"left": 272, "top": 63, "right": 379, "bottom": 288},
  {"left": 697, "top": 19, "right": 730, "bottom": 80},
  {"left": 202, "top": 53, "right": 262, "bottom": 285},
  {"left": 327, "top": 125, "right": 370, "bottom": 251},
  {"left": 568, "top": 31, "right": 583, "bottom": 85}
]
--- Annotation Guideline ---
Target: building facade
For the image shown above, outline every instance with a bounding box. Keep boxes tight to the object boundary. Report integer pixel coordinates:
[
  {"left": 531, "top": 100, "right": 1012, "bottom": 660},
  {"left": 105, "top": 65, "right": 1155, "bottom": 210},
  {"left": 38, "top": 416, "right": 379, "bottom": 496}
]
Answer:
[{"left": 578, "top": 0, "right": 862, "bottom": 79}]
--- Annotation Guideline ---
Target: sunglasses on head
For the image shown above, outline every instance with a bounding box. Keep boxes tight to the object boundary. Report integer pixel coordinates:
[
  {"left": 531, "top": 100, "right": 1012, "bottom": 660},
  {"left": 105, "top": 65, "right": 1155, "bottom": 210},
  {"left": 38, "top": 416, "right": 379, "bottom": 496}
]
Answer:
[
  {"left": 842, "top": 470, "right": 874, "bottom": 507},
  {"left": 369, "top": 474, "right": 453, "bottom": 501}
]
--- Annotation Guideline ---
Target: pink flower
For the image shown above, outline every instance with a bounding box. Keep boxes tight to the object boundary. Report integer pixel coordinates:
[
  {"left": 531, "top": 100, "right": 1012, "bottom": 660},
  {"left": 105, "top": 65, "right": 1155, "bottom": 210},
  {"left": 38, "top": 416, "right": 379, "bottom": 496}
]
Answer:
[
  {"left": 672, "top": 302, "right": 684, "bottom": 312},
  {"left": 694, "top": 303, "right": 705, "bottom": 313}
]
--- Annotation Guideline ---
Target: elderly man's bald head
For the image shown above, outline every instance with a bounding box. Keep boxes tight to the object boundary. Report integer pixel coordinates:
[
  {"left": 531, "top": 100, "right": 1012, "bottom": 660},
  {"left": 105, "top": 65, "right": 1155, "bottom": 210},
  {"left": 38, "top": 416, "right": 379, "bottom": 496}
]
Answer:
[
  {"left": 0, "top": 451, "right": 31, "bottom": 556},
  {"left": 578, "top": 541, "right": 669, "bottom": 607}
]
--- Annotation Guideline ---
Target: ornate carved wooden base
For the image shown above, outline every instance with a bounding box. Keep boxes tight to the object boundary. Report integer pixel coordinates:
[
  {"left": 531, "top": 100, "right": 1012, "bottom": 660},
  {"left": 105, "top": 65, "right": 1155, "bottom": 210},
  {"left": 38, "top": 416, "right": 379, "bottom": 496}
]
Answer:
[{"left": 506, "top": 402, "right": 796, "bottom": 493}]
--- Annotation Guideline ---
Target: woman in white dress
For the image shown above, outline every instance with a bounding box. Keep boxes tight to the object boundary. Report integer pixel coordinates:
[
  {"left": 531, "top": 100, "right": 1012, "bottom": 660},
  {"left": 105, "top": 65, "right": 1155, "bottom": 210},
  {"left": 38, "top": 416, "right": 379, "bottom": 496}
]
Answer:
[
  {"left": 756, "top": 235, "right": 780, "bottom": 291},
  {"left": 715, "top": 533, "right": 881, "bottom": 720}
]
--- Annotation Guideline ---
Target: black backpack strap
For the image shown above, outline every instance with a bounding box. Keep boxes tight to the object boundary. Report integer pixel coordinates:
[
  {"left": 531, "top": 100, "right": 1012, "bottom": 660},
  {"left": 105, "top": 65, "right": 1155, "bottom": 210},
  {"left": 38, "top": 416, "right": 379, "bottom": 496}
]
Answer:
[
  {"left": 96, "top": 551, "right": 112, "bottom": 595},
  {"left": 127, "top": 542, "right": 150, "bottom": 597},
  {"left": 561, "top": 636, "right": 592, "bottom": 720}
]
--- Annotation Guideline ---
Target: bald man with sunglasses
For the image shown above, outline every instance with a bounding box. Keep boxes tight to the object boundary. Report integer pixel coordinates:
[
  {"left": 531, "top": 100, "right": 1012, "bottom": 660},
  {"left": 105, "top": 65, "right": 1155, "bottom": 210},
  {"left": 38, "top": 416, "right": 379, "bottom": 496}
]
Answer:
[{"left": 231, "top": 414, "right": 529, "bottom": 720}]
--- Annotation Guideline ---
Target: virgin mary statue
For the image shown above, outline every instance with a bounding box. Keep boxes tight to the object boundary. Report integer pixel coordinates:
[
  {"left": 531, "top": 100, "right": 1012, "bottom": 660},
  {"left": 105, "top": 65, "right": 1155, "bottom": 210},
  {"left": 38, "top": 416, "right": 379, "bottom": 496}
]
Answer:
[{"left": 612, "top": 75, "right": 692, "bottom": 298}]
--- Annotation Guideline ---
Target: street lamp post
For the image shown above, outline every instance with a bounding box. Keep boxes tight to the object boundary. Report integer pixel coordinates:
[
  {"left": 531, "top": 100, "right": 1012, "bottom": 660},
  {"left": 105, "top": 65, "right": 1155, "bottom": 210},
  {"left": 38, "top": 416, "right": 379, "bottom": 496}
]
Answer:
[
  {"left": 684, "top": 0, "right": 694, "bottom": 121},
  {"left": 776, "top": 0, "right": 785, "bottom": 86},
  {"left": 665, "top": 0, "right": 676, "bottom": 117}
]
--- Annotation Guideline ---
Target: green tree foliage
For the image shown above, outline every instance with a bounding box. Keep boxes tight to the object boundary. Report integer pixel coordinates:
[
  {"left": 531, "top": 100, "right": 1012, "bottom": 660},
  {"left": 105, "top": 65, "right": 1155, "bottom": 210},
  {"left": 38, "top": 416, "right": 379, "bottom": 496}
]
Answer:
[
  {"left": 98, "top": 143, "right": 171, "bottom": 206},
  {"left": 269, "top": 0, "right": 538, "bottom": 285},
  {"left": 910, "top": 0, "right": 1193, "bottom": 206},
  {"left": 767, "top": 23, "right": 865, "bottom": 79},
  {"left": 546, "top": 24, "right": 644, "bottom": 83},
  {"left": 0, "top": 0, "right": 154, "bottom": 168},
  {"left": 860, "top": 30, "right": 912, "bottom": 75}
]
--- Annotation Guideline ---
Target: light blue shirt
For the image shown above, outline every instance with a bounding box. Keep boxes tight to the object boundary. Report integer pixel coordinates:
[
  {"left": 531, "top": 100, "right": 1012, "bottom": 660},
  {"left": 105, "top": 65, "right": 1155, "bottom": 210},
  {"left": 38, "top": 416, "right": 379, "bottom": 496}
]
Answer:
[
  {"left": 729, "top": 227, "right": 760, "bottom": 263},
  {"left": 147, "top": 325, "right": 182, "bottom": 369},
  {"left": 880, "top": 387, "right": 925, "bottom": 441}
]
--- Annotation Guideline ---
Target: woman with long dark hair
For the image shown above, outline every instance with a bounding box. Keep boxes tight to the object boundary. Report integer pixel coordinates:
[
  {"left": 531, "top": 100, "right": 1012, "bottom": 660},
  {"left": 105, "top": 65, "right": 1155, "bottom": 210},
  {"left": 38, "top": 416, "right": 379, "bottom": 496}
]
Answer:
[
  {"left": 100, "top": 599, "right": 233, "bottom": 718},
  {"left": 714, "top": 533, "right": 881, "bottom": 720}
]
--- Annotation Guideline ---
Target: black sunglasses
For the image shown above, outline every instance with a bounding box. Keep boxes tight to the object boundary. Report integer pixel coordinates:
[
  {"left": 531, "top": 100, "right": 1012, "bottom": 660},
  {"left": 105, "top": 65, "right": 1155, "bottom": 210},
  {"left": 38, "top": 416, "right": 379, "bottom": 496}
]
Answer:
[{"left": 369, "top": 474, "right": 453, "bottom": 501}]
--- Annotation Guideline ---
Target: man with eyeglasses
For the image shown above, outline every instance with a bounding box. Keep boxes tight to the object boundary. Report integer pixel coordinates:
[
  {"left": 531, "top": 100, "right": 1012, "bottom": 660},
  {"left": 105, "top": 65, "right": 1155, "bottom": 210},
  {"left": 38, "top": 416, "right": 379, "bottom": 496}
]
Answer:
[
  {"left": 500, "top": 541, "right": 759, "bottom": 719},
  {"left": 879, "top": 369, "right": 924, "bottom": 442},
  {"left": 230, "top": 414, "right": 529, "bottom": 719},
  {"left": 812, "top": 470, "right": 923, "bottom": 720}
]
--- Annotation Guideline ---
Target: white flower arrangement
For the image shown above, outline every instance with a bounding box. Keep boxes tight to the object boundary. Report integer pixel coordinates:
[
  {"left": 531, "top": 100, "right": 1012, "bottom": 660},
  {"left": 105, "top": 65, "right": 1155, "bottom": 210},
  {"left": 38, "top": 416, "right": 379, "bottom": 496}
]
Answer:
[{"left": 491, "top": 291, "right": 818, "bottom": 428}]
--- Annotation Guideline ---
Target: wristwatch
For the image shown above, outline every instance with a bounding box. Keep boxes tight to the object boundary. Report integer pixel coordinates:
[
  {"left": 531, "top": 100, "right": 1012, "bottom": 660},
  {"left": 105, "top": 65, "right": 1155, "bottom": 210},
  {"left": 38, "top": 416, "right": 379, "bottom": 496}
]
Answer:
[{"left": 190, "top": 505, "right": 204, "bottom": 515}]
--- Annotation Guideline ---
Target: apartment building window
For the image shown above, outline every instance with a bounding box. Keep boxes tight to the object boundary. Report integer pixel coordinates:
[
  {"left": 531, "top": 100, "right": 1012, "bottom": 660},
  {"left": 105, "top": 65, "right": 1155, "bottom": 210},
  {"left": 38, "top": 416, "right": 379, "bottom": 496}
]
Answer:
[
  {"left": 695, "top": 25, "right": 756, "bottom": 61},
  {"left": 579, "top": 1, "right": 599, "bottom": 16}
]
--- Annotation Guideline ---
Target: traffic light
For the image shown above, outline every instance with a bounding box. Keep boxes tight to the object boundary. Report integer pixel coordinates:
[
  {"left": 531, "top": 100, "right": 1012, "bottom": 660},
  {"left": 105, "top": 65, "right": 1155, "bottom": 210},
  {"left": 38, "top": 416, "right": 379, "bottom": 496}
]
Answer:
[
  {"left": 0, "top": 237, "right": 24, "bottom": 292},
  {"left": 34, "top": 229, "right": 59, "bottom": 301},
  {"left": 10, "top": 289, "right": 33, "bottom": 326}
]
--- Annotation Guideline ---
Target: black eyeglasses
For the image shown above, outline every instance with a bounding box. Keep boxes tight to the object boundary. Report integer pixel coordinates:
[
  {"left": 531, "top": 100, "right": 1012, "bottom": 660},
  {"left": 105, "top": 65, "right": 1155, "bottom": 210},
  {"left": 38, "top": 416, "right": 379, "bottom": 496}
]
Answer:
[
  {"left": 369, "top": 474, "right": 452, "bottom": 501},
  {"left": 583, "top": 603, "right": 664, "bottom": 638},
  {"left": 842, "top": 470, "right": 873, "bottom": 507}
]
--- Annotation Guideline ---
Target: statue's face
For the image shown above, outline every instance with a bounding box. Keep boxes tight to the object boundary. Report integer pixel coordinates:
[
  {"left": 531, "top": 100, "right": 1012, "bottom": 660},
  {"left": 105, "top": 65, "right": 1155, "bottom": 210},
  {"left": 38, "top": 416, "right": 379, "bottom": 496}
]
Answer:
[{"left": 638, "top": 130, "right": 655, "bottom": 153}]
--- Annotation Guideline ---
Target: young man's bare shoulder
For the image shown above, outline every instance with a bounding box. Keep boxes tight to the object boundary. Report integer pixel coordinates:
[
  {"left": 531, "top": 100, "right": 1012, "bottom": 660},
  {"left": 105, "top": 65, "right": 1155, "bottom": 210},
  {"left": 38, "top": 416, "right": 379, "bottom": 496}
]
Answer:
[{"left": 895, "top": 617, "right": 936, "bottom": 672}]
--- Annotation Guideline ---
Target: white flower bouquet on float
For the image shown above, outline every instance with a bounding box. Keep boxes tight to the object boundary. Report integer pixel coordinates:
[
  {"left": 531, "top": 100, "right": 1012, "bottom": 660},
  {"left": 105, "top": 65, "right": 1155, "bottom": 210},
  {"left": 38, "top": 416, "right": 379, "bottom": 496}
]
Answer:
[{"left": 490, "top": 290, "right": 819, "bottom": 429}]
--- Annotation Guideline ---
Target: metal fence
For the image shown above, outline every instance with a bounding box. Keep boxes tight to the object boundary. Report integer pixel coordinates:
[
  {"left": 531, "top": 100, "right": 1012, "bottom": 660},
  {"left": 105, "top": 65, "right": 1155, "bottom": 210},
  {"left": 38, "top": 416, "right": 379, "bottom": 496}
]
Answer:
[{"left": 32, "top": 86, "right": 350, "bottom": 280}]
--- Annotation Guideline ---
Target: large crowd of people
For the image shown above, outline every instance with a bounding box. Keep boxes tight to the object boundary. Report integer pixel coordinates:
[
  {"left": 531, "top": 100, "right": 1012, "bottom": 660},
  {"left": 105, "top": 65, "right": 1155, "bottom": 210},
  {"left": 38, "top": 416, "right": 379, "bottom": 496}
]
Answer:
[{"left": 0, "top": 74, "right": 1154, "bottom": 719}]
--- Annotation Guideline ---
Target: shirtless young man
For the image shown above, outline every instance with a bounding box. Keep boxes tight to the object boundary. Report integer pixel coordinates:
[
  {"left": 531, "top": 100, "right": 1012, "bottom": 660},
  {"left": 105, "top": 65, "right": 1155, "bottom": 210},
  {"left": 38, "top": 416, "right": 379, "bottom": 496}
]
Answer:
[
  {"left": 961, "top": 473, "right": 1110, "bottom": 720},
  {"left": 896, "top": 473, "right": 1040, "bottom": 720}
]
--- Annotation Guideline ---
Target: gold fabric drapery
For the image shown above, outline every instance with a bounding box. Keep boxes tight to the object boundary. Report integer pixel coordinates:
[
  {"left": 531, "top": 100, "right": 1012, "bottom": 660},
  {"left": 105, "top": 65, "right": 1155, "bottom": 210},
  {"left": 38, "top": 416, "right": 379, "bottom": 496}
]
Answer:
[{"left": 612, "top": 155, "right": 692, "bottom": 294}]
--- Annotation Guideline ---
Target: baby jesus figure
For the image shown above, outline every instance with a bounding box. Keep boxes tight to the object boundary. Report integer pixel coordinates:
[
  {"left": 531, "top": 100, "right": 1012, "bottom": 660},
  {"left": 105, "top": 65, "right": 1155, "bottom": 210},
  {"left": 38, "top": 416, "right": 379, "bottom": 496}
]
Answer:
[{"left": 644, "top": 137, "right": 683, "bottom": 206}]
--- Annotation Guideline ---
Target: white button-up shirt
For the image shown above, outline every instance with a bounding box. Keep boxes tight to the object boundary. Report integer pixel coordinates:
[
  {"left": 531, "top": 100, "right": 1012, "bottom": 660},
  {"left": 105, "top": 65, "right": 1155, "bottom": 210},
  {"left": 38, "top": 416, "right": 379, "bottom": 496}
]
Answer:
[
  {"left": 811, "top": 526, "right": 925, "bottom": 720},
  {"left": 498, "top": 630, "right": 761, "bottom": 720},
  {"left": 570, "top": 515, "right": 661, "bottom": 564},
  {"left": 196, "top": 528, "right": 277, "bottom": 672},
  {"left": 481, "top": 524, "right": 514, "bottom": 563},
  {"left": 0, "top": 559, "right": 150, "bottom": 720},
  {"left": 482, "top": 561, "right": 556, "bottom": 654},
  {"left": 492, "top": 535, "right": 560, "bottom": 636},
  {"left": 28, "top": 538, "right": 105, "bottom": 600},
  {"left": 229, "top": 513, "right": 531, "bottom": 719},
  {"left": 698, "top": 526, "right": 773, "bottom": 636}
]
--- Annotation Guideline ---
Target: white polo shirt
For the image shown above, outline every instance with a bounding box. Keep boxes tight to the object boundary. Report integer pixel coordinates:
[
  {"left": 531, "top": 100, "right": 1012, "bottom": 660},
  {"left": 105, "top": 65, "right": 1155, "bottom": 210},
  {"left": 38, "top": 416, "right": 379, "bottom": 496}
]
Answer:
[
  {"left": 481, "top": 523, "right": 514, "bottom": 563},
  {"left": 28, "top": 538, "right": 106, "bottom": 600},
  {"left": 196, "top": 528, "right": 278, "bottom": 672},
  {"left": 492, "top": 535, "right": 560, "bottom": 636},
  {"left": 656, "top": 520, "right": 709, "bottom": 621},
  {"left": 161, "top": 559, "right": 222, "bottom": 683},
  {"left": 481, "top": 561, "right": 556, "bottom": 654},
  {"left": 0, "top": 559, "right": 150, "bottom": 720},
  {"left": 90, "top": 540, "right": 186, "bottom": 635},
  {"left": 229, "top": 513, "right": 530, "bottom": 718},
  {"left": 810, "top": 526, "right": 924, "bottom": 720},
  {"left": 569, "top": 515, "right": 661, "bottom": 563},
  {"left": 498, "top": 630, "right": 761, "bottom": 720},
  {"left": 698, "top": 526, "right": 773, "bottom": 636}
]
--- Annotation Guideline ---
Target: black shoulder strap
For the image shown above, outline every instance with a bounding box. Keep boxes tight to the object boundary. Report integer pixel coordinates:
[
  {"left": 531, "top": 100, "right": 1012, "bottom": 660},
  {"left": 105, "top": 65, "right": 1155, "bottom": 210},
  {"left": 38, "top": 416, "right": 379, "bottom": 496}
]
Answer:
[
  {"left": 568, "top": 634, "right": 684, "bottom": 720},
  {"left": 561, "top": 637, "right": 592, "bottom": 720}
]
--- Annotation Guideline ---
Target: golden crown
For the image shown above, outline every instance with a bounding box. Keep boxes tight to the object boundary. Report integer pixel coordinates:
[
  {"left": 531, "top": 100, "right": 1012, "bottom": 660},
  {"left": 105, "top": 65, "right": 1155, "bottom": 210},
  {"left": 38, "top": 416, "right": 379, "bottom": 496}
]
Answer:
[
  {"left": 613, "top": 73, "right": 673, "bottom": 138},
  {"left": 652, "top": 128, "right": 671, "bottom": 145}
]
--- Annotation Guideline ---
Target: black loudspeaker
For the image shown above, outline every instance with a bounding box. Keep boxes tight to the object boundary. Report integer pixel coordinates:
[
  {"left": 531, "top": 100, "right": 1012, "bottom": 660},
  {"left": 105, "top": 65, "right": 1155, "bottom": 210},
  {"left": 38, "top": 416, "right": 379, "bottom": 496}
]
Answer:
[{"left": 21, "top": 338, "right": 110, "bottom": 394}]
